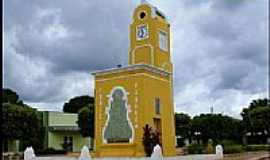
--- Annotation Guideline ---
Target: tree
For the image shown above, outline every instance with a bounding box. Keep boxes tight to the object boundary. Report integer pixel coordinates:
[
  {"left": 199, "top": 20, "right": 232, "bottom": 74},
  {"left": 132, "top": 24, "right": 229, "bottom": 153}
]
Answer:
[
  {"left": 77, "top": 105, "right": 94, "bottom": 138},
  {"left": 191, "top": 114, "right": 242, "bottom": 144},
  {"left": 175, "top": 113, "right": 191, "bottom": 145},
  {"left": 2, "top": 88, "right": 44, "bottom": 151},
  {"left": 63, "top": 95, "right": 94, "bottom": 113},
  {"left": 249, "top": 107, "right": 270, "bottom": 135},
  {"left": 2, "top": 103, "right": 44, "bottom": 151},
  {"left": 2, "top": 88, "right": 24, "bottom": 105},
  {"left": 241, "top": 98, "right": 270, "bottom": 144}
]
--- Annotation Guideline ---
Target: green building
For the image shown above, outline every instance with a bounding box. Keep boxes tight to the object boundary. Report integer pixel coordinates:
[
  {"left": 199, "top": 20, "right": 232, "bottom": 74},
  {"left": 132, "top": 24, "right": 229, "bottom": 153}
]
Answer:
[
  {"left": 42, "top": 111, "right": 91, "bottom": 152},
  {"left": 3, "top": 111, "right": 91, "bottom": 153}
]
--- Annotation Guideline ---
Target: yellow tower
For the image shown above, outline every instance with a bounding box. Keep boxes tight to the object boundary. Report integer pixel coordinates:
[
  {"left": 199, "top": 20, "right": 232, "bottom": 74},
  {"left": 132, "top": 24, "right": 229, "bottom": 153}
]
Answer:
[
  {"left": 129, "top": 1, "right": 172, "bottom": 72},
  {"left": 92, "top": 1, "right": 176, "bottom": 157}
]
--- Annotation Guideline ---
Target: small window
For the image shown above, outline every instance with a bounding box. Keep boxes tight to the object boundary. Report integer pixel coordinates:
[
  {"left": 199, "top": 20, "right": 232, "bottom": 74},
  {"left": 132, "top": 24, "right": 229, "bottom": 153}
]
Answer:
[
  {"left": 63, "top": 136, "right": 73, "bottom": 152},
  {"left": 139, "top": 11, "right": 146, "bottom": 19},
  {"left": 159, "top": 31, "right": 168, "bottom": 51},
  {"left": 155, "top": 98, "right": 160, "bottom": 115}
]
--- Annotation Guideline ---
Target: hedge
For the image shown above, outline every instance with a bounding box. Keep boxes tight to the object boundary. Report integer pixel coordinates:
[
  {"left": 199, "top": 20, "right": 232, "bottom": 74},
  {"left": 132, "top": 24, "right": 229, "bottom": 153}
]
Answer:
[
  {"left": 35, "top": 148, "right": 67, "bottom": 155},
  {"left": 243, "top": 145, "right": 270, "bottom": 151}
]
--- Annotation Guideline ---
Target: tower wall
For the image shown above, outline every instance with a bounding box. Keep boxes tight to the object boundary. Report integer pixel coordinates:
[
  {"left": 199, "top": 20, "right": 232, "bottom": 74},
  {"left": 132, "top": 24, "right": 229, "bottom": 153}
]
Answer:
[
  {"left": 92, "top": 2, "right": 176, "bottom": 157},
  {"left": 129, "top": 4, "right": 172, "bottom": 72}
]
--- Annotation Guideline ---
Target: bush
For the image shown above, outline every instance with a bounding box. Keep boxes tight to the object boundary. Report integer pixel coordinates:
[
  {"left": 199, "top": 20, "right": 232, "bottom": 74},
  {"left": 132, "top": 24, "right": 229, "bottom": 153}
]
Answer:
[
  {"left": 223, "top": 144, "right": 244, "bottom": 154},
  {"left": 142, "top": 124, "right": 160, "bottom": 157},
  {"left": 220, "top": 140, "right": 238, "bottom": 146},
  {"left": 243, "top": 145, "right": 270, "bottom": 151},
  {"left": 187, "top": 144, "right": 205, "bottom": 154},
  {"left": 176, "top": 138, "right": 185, "bottom": 147},
  {"left": 35, "top": 148, "right": 67, "bottom": 155},
  {"left": 219, "top": 140, "right": 244, "bottom": 154}
]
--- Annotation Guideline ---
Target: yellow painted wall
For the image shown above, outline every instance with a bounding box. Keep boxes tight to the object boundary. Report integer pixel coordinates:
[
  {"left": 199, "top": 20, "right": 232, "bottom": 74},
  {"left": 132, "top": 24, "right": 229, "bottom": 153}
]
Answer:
[
  {"left": 93, "top": 68, "right": 176, "bottom": 157},
  {"left": 143, "top": 75, "right": 176, "bottom": 156}
]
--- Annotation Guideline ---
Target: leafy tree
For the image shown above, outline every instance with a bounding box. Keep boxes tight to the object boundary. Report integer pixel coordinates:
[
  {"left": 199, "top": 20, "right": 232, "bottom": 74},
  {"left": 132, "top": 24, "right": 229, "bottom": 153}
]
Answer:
[
  {"left": 191, "top": 114, "right": 242, "bottom": 144},
  {"left": 249, "top": 107, "right": 270, "bottom": 134},
  {"left": 2, "top": 88, "right": 24, "bottom": 105},
  {"left": 77, "top": 105, "right": 94, "bottom": 138},
  {"left": 2, "top": 103, "right": 44, "bottom": 151},
  {"left": 175, "top": 113, "right": 191, "bottom": 144},
  {"left": 63, "top": 95, "right": 94, "bottom": 113},
  {"left": 241, "top": 98, "right": 270, "bottom": 143}
]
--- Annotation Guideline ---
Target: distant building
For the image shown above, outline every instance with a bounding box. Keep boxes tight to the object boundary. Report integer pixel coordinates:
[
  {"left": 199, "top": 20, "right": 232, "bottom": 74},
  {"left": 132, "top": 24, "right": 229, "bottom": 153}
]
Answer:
[
  {"left": 42, "top": 111, "right": 91, "bottom": 152},
  {"left": 3, "top": 111, "right": 91, "bottom": 153}
]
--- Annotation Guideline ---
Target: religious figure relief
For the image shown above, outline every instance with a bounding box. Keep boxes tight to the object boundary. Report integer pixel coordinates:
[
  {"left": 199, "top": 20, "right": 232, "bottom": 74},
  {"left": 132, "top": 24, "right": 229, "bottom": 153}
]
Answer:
[{"left": 104, "top": 88, "right": 133, "bottom": 143}]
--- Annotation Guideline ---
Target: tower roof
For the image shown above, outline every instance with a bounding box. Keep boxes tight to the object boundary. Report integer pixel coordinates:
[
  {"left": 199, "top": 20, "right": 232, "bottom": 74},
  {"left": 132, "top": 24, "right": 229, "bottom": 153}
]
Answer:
[{"left": 136, "top": 1, "right": 167, "bottom": 21}]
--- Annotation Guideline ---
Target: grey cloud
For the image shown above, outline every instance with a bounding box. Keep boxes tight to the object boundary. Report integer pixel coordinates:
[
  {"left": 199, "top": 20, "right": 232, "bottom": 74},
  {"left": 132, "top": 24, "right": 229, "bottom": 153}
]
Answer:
[
  {"left": 211, "top": 0, "right": 246, "bottom": 10},
  {"left": 180, "top": 0, "right": 246, "bottom": 10},
  {"left": 168, "top": 0, "right": 268, "bottom": 116},
  {"left": 5, "top": 0, "right": 136, "bottom": 75},
  {"left": 4, "top": 0, "right": 268, "bottom": 117},
  {"left": 217, "top": 60, "right": 253, "bottom": 90}
]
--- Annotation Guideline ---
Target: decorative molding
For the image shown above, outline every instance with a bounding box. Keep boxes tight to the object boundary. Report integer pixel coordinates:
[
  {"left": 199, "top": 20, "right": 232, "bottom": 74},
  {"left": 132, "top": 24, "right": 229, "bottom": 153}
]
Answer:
[
  {"left": 91, "top": 64, "right": 171, "bottom": 77},
  {"left": 135, "top": 97, "right": 138, "bottom": 103},
  {"left": 95, "top": 73, "right": 170, "bottom": 83},
  {"left": 131, "top": 44, "right": 154, "bottom": 65},
  {"left": 134, "top": 82, "right": 138, "bottom": 88},
  {"left": 99, "top": 94, "right": 102, "bottom": 105}
]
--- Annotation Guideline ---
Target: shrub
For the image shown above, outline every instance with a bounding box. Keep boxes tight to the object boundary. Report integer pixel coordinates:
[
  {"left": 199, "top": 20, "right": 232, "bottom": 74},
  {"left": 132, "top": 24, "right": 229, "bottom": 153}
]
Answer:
[
  {"left": 187, "top": 144, "right": 205, "bottom": 154},
  {"left": 219, "top": 139, "right": 244, "bottom": 154},
  {"left": 176, "top": 138, "right": 185, "bottom": 147},
  {"left": 223, "top": 144, "right": 244, "bottom": 154},
  {"left": 142, "top": 124, "right": 160, "bottom": 157},
  {"left": 35, "top": 148, "right": 67, "bottom": 155},
  {"left": 243, "top": 145, "right": 270, "bottom": 151},
  {"left": 220, "top": 140, "right": 238, "bottom": 146}
]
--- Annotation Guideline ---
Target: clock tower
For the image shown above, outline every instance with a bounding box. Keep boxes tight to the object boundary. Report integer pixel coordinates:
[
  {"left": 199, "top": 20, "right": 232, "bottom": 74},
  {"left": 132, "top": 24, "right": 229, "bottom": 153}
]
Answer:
[
  {"left": 129, "top": 1, "right": 172, "bottom": 72},
  {"left": 92, "top": 1, "right": 176, "bottom": 157}
]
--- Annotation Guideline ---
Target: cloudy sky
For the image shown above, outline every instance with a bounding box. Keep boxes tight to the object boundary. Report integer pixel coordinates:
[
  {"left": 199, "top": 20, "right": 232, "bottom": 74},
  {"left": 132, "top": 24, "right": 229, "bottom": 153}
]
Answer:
[{"left": 4, "top": 0, "right": 268, "bottom": 118}]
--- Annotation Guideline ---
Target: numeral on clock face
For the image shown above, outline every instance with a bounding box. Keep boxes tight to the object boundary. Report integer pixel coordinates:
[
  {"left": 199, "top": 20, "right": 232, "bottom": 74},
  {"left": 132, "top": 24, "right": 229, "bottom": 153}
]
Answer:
[{"left": 137, "top": 25, "right": 148, "bottom": 40}]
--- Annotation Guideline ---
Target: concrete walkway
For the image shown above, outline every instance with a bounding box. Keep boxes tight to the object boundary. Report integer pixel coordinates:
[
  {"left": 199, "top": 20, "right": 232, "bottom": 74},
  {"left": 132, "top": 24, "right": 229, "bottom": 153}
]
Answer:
[
  {"left": 36, "top": 156, "right": 77, "bottom": 160},
  {"left": 36, "top": 154, "right": 222, "bottom": 160}
]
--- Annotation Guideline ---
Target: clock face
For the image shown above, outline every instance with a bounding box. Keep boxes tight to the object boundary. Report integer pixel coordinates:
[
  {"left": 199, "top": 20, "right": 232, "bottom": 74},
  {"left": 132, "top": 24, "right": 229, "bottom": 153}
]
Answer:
[{"left": 137, "top": 25, "right": 148, "bottom": 40}]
